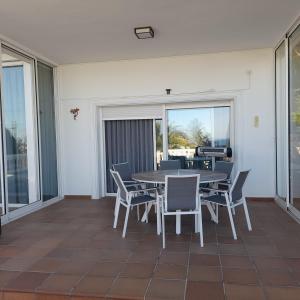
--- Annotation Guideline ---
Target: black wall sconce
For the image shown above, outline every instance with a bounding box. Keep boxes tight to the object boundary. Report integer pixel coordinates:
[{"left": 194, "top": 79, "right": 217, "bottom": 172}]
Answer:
[{"left": 166, "top": 88, "right": 172, "bottom": 95}]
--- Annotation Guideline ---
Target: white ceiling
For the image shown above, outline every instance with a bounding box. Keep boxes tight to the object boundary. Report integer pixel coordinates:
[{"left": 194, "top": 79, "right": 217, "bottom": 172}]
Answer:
[{"left": 0, "top": 0, "right": 299, "bottom": 64}]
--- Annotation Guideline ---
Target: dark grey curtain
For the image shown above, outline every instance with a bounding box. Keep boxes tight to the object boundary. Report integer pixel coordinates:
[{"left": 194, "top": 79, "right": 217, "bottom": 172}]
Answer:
[
  {"left": 105, "top": 119, "right": 154, "bottom": 193},
  {"left": 37, "top": 62, "right": 58, "bottom": 201}
]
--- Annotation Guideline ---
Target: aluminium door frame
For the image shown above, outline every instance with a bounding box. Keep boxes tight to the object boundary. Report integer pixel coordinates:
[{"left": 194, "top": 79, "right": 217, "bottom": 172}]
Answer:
[{"left": 0, "top": 42, "right": 41, "bottom": 220}]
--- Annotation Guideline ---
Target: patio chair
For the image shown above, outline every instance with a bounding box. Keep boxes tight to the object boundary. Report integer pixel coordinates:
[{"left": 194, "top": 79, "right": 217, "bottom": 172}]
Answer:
[
  {"left": 110, "top": 170, "right": 159, "bottom": 238},
  {"left": 214, "top": 161, "right": 234, "bottom": 190},
  {"left": 112, "top": 162, "right": 139, "bottom": 189},
  {"left": 159, "top": 159, "right": 181, "bottom": 170},
  {"left": 202, "top": 170, "right": 252, "bottom": 240},
  {"left": 160, "top": 175, "right": 203, "bottom": 248}
]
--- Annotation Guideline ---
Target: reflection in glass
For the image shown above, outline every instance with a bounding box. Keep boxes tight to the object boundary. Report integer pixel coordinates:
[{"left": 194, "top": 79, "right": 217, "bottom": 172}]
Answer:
[
  {"left": 275, "top": 42, "right": 288, "bottom": 201},
  {"left": 167, "top": 106, "right": 230, "bottom": 169},
  {"left": 2, "top": 47, "right": 38, "bottom": 211},
  {"left": 37, "top": 62, "right": 58, "bottom": 201},
  {"left": 155, "top": 119, "right": 163, "bottom": 169},
  {"left": 289, "top": 26, "right": 300, "bottom": 211}
]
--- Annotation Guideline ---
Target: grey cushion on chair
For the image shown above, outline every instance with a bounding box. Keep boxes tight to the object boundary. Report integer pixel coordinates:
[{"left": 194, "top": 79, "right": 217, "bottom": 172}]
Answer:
[
  {"left": 113, "top": 162, "right": 133, "bottom": 182},
  {"left": 131, "top": 194, "right": 156, "bottom": 205},
  {"left": 166, "top": 176, "right": 198, "bottom": 211},
  {"left": 203, "top": 194, "right": 227, "bottom": 205},
  {"left": 231, "top": 170, "right": 249, "bottom": 203},
  {"left": 215, "top": 161, "right": 234, "bottom": 179},
  {"left": 160, "top": 160, "right": 181, "bottom": 170}
]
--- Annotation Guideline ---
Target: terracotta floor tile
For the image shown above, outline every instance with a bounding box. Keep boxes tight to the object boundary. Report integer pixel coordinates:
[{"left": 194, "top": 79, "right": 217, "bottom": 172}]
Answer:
[
  {"left": 154, "top": 263, "right": 187, "bottom": 279},
  {"left": 190, "top": 243, "right": 219, "bottom": 255},
  {"left": 4, "top": 272, "right": 50, "bottom": 292},
  {"left": 219, "top": 244, "right": 247, "bottom": 256},
  {"left": 36, "top": 274, "right": 81, "bottom": 294},
  {"left": 186, "top": 281, "right": 225, "bottom": 300},
  {"left": 223, "top": 268, "right": 259, "bottom": 285},
  {"left": 29, "top": 258, "right": 66, "bottom": 273},
  {"left": 221, "top": 255, "right": 254, "bottom": 269},
  {"left": 189, "top": 254, "right": 220, "bottom": 266},
  {"left": 225, "top": 284, "right": 265, "bottom": 300},
  {"left": 120, "top": 263, "right": 155, "bottom": 279},
  {"left": 56, "top": 260, "right": 94, "bottom": 275},
  {"left": 259, "top": 269, "right": 298, "bottom": 286},
  {"left": 0, "top": 271, "right": 20, "bottom": 288},
  {"left": 254, "top": 257, "right": 289, "bottom": 270},
  {"left": 264, "top": 286, "right": 300, "bottom": 300},
  {"left": 88, "top": 262, "right": 124, "bottom": 277},
  {"left": 72, "top": 275, "right": 114, "bottom": 297},
  {"left": 188, "top": 266, "right": 222, "bottom": 282},
  {"left": 146, "top": 278, "right": 185, "bottom": 300},
  {"left": 2, "top": 291, "right": 36, "bottom": 300},
  {"left": 0, "top": 257, "right": 38, "bottom": 271},
  {"left": 158, "top": 252, "right": 189, "bottom": 265},
  {"left": 107, "top": 277, "right": 149, "bottom": 300}
]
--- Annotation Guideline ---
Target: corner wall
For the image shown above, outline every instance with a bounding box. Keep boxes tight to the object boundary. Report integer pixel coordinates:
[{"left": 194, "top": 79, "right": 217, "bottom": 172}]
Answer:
[{"left": 57, "top": 48, "right": 275, "bottom": 198}]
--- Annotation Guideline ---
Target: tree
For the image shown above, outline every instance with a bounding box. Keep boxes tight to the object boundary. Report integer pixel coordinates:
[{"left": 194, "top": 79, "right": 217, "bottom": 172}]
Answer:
[{"left": 188, "top": 119, "right": 211, "bottom": 147}]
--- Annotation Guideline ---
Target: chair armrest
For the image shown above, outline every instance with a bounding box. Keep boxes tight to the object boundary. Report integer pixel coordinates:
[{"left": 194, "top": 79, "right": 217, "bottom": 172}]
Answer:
[
  {"left": 201, "top": 187, "right": 228, "bottom": 194},
  {"left": 129, "top": 188, "right": 158, "bottom": 195}
]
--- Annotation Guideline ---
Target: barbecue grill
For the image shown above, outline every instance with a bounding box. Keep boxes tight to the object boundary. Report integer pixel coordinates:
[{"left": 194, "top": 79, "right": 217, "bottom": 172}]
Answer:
[{"left": 195, "top": 146, "right": 232, "bottom": 158}]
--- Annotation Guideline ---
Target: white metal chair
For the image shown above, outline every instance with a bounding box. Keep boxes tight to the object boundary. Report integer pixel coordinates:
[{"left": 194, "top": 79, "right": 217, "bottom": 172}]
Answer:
[
  {"left": 160, "top": 175, "right": 203, "bottom": 248},
  {"left": 202, "top": 170, "right": 252, "bottom": 240},
  {"left": 110, "top": 170, "right": 159, "bottom": 238}
]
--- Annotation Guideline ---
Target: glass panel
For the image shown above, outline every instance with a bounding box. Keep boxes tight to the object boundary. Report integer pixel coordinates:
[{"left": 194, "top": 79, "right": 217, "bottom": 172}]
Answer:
[
  {"left": 275, "top": 41, "right": 288, "bottom": 201},
  {"left": 1, "top": 47, "right": 38, "bottom": 211},
  {"left": 37, "top": 61, "right": 58, "bottom": 201},
  {"left": 289, "top": 26, "right": 300, "bottom": 211},
  {"left": 167, "top": 106, "right": 230, "bottom": 169},
  {"left": 155, "top": 119, "right": 163, "bottom": 169}
]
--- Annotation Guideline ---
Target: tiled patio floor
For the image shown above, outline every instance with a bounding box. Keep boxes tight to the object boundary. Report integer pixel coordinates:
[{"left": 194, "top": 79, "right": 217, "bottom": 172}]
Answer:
[{"left": 0, "top": 198, "right": 299, "bottom": 299}]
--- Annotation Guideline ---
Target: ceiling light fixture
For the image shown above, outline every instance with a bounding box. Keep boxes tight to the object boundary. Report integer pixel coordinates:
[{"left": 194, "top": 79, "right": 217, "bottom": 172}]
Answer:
[{"left": 134, "top": 26, "right": 154, "bottom": 39}]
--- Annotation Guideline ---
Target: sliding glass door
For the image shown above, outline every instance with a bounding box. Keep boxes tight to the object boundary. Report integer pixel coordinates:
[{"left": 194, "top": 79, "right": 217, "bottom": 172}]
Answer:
[
  {"left": 167, "top": 106, "right": 231, "bottom": 169},
  {"left": 275, "top": 41, "right": 288, "bottom": 203},
  {"left": 289, "top": 25, "right": 300, "bottom": 212},
  {"left": 1, "top": 46, "right": 39, "bottom": 211},
  {"left": 37, "top": 62, "right": 58, "bottom": 201},
  {"left": 0, "top": 43, "right": 58, "bottom": 218}
]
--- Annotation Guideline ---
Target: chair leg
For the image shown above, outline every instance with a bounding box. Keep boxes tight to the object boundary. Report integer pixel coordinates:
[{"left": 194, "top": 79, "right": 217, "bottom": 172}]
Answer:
[
  {"left": 226, "top": 204, "right": 237, "bottom": 240},
  {"left": 137, "top": 205, "right": 140, "bottom": 221},
  {"left": 122, "top": 205, "right": 130, "bottom": 238},
  {"left": 198, "top": 210, "right": 204, "bottom": 247},
  {"left": 231, "top": 207, "right": 236, "bottom": 215},
  {"left": 113, "top": 199, "right": 121, "bottom": 229},
  {"left": 243, "top": 199, "right": 252, "bottom": 231},
  {"left": 194, "top": 214, "right": 198, "bottom": 233},
  {"left": 162, "top": 211, "right": 166, "bottom": 248},
  {"left": 145, "top": 203, "right": 148, "bottom": 223},
  {"left": 156, "top": 200, "right": 161, "bottom": 235}
]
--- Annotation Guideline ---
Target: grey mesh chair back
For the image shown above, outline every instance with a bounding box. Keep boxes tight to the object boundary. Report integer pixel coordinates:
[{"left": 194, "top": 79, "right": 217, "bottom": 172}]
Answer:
[
  {"left": 215, "top": 161, "right": 234, "bottom": 179},
  {"left": 160, "top": 160, "right": 181, "bottom": 170},
  {"left": 112, "top": 162, "right": 132, "bottom": 181},
  {"left": 230, "top": 170, "right": 250, "bottom": 203},
  {"left": 110, "top": 170, "right": 128, "bottom": 203},
  {"left": 165, "top": 175, "right": 200, "bottom": 211}
]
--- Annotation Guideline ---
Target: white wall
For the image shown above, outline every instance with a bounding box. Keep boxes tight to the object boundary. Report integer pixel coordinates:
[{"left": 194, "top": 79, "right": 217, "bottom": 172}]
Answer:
[{"left": 57, "top": 48, "right": 275, "bottom": 198}]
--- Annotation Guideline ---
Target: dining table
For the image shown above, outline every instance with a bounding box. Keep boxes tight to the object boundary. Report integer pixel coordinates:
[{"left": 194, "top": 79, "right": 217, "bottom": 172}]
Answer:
[{"left": 132, "top": 169, "right": 227, "bottom": 235}]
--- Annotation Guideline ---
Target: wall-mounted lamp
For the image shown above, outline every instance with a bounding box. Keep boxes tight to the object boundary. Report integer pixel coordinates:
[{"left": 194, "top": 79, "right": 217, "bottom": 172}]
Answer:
[
  {"left": 70, "top": 108, "right": 80, "bottom": 120},
  {"left": 166, "top": 88, "right": 172, "bottom": 95}
]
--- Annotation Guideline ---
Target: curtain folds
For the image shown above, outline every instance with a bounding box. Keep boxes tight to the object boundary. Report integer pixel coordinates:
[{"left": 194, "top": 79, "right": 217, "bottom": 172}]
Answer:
[{"left": 105, "top": 119, "right": 154, "bottom": 193}]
